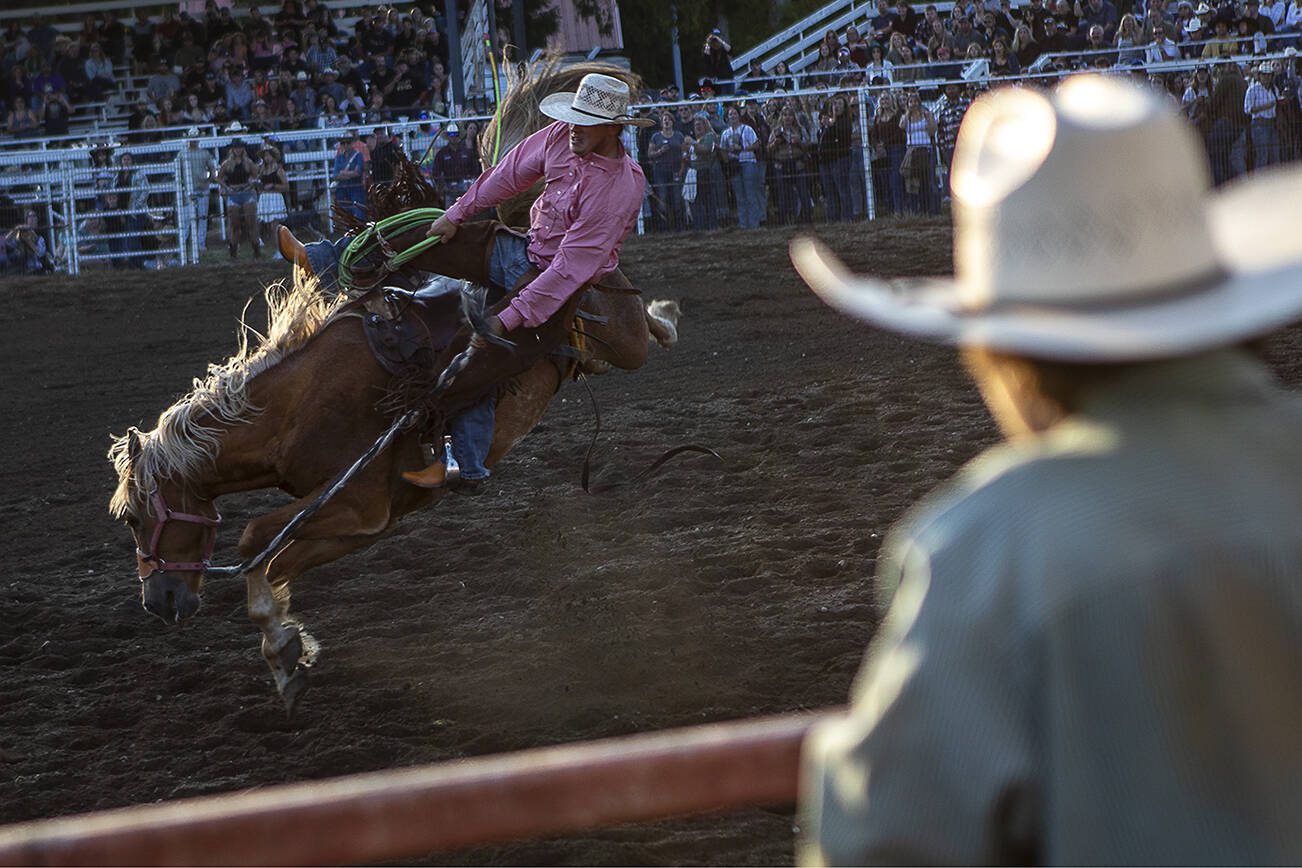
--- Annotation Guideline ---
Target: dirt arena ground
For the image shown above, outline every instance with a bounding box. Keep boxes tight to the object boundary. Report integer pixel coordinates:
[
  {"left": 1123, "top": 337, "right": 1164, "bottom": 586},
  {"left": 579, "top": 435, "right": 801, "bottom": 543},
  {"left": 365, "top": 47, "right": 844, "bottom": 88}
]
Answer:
[{"left": 2, "top": 220, "right": 1300, "bottom": 865}]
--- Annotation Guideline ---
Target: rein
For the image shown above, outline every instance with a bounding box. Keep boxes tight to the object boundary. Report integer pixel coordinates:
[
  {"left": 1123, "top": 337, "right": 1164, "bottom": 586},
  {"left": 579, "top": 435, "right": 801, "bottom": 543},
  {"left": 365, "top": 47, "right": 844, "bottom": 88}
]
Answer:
[
  {"left": 575, "top": 374, "right": 722, "bottom": 495},
  {"left": 205, "top": 408, "right": 423, "bottom": 579},
  {"left": 338, "top": 206, "right": 447, "bottom": 289}
]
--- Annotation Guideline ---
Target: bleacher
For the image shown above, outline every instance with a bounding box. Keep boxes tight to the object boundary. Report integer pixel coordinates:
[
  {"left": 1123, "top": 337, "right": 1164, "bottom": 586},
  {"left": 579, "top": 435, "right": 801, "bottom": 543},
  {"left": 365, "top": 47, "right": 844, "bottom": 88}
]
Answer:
[{"left": 0, "top": 0, "right": 400, "bottom": 144}]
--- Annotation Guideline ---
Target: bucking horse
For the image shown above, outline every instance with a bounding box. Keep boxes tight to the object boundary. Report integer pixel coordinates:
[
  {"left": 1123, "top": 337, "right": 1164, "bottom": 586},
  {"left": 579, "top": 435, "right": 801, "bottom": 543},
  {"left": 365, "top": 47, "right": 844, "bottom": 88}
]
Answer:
[{"left": 108, "top": 61, "right": 682, "bottom": 711}]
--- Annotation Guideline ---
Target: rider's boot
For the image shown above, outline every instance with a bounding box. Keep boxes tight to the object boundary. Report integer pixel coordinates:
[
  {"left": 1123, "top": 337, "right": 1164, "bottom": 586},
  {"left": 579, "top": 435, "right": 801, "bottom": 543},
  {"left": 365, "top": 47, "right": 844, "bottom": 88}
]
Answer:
[
  {"left": 277, "top": 225, "right": 311, "bottom": 272},
  {"left": 401, "top": 461, "right": 447, "bottom": 489}
]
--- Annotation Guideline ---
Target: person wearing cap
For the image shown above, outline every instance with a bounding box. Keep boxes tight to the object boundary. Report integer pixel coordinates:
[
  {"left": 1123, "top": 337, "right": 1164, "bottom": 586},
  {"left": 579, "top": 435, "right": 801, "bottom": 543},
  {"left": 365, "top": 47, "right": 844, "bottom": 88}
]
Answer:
[
  {"left": 793, "top": 75, "right": 1302, "bottom": 865},
  {"left": 1244, "top": 58, "right": 1282, "bottom": 167},
  {"left": 402, "top": 72, "right": 655, "bottom": 491},
  {"left": 331, "top": 130, "right": 367, "bottom": 219},
  {"left": 218, "top": 135, "right": 261, "bottom": 259},
  {"left": 430, "top": 121, "right": 480, "bottom": 201},
  {"left": 145, "top": 59, "right": 180, "bottom": 104},
  {"left": 289, "top": 70, "right": 318, "bottom": 122},
  {"left": 177, "top": 127, "right": 216, "bottom": 255}
]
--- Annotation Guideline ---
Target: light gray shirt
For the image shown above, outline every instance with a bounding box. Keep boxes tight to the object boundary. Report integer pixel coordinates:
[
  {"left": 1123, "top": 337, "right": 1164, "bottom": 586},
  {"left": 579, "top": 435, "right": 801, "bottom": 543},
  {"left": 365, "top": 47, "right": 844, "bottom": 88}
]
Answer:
[{"left": 800, "top": 349, "right": 1302, "bottom": 866}]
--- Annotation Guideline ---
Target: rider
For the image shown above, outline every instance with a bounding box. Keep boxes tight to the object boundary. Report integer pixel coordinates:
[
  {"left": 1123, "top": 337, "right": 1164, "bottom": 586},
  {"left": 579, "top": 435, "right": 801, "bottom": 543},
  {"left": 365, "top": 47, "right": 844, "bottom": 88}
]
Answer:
[{"left": 399, "top": 72, "right": 654, "bottom": 492}]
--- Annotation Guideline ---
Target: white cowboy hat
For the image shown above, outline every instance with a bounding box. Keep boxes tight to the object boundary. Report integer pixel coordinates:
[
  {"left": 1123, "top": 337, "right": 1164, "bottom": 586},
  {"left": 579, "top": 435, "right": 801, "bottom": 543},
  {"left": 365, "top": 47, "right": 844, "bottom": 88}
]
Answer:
[
  {"left": 539, "top": 73, "right": 655, "bottom": 127},
  {"left": 791, "top": 76, "right": 1302, "bottom": 361}
]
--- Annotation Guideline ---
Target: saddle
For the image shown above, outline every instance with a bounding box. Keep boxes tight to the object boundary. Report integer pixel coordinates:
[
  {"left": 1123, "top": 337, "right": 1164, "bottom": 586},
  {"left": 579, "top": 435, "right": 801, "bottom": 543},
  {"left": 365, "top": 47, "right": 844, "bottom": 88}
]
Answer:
[{"left": 351, "top": 277, "right": 466, "bottom": 377}]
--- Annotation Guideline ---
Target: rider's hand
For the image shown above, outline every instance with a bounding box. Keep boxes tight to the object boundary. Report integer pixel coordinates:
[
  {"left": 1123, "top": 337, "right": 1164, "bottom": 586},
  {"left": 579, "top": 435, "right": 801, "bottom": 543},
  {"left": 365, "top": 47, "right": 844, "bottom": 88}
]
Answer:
[{"left": 428, "top": 213, "right": 458, "bottom": 241}]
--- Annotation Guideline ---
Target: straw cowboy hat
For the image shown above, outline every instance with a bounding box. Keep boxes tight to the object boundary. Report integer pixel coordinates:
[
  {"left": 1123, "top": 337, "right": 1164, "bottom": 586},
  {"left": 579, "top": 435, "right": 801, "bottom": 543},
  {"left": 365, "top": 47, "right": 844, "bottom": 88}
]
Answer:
[
  {"left": 791, "top": 75, "right": 1302, "bottom": 361},
  {"left": 539, "top": 73, "right": 655, "bottom": 127}
]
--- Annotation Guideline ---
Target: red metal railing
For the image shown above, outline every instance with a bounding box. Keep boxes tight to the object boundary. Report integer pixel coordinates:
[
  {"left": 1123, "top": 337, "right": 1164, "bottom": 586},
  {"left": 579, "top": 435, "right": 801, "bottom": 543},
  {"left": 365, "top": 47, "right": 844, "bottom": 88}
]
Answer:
[{"left": 0, "top": 711, "right": 835, "bottom": 867}]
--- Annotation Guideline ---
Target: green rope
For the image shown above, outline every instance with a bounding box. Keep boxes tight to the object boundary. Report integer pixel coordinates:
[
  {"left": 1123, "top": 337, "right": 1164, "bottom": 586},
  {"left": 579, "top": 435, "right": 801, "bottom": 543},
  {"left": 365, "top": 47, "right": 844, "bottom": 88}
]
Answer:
[{"left": 338, "top": 206, "right": 446, "bottom": 289}]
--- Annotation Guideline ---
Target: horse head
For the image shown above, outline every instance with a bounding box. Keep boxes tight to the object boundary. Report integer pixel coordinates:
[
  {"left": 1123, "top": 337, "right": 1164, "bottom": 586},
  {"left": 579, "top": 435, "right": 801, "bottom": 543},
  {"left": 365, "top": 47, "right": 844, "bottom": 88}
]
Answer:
[{"left": 109, "top": 426, "right": 217, "bottom": 624}]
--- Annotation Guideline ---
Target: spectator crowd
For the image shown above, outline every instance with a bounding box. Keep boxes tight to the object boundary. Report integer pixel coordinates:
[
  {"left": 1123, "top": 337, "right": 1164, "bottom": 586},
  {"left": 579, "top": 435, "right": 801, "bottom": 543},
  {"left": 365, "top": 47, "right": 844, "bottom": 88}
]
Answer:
[
  {"left": 628, "top": 0, "right": 1302, "bottom": 232},
  {"left": 2, "top": 0, "right": 1301, "bottom": 269},
  {"left": 0, "top": 1, "right": 453, "bottom": 142}
]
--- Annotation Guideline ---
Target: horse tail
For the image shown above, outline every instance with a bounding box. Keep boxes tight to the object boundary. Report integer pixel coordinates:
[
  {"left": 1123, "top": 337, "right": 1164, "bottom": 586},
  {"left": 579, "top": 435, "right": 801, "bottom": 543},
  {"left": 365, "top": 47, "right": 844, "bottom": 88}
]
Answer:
[
  {"left": 645, "top": 299, "right": 681, "bottom": 349},
  {"left": 482, "top": 55, "right": 644, "bottom": 228}
]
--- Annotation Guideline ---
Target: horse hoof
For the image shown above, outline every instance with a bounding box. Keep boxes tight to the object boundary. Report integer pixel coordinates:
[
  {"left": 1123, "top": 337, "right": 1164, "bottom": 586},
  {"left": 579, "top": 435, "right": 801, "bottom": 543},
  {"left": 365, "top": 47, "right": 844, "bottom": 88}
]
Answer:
[
  {"left": 281, "top": 669, "right": 310, "bottom": 716},
  {"left": 275, "top": 629, "right": 305, "bottom": 674}
]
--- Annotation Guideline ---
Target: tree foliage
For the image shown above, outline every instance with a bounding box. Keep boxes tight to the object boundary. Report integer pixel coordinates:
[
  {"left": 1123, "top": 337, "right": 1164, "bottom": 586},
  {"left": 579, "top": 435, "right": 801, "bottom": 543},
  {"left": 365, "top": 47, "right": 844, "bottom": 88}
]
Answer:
[{"left": 619, "top": 0, "right": 833, "bottom": 89}]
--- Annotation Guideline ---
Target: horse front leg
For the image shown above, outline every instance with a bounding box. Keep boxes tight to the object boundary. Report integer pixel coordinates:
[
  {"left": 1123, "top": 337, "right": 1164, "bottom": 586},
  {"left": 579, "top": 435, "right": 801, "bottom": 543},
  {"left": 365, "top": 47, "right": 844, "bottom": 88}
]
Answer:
[
  {"left": 237, "top": 491, "right": 396, "bottom": 712},
  {"left": 247, "top": 533, "right": 388, "bottom": 713},
  {"left": 245, "top": 564, "right": 313, "bottom": 713}
]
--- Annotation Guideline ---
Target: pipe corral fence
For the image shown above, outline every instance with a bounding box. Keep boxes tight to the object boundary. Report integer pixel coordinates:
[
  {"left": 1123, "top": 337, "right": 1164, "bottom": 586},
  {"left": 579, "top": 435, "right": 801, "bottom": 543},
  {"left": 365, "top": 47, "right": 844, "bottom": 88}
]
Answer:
[
  {"left": 0, "top": 711, "right": 832, "bottom": 866},
  {"left": 5, "top": 51, "right": 1284, "bottom": 277}
]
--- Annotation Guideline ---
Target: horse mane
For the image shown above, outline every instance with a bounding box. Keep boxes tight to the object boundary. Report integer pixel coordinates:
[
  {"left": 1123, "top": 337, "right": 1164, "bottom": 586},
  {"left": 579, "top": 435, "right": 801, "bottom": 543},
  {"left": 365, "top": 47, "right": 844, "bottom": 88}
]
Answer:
[
  {"left": 109, "top": 270, "right": 346, "bottom": 518},
  {"left": 338, "top": 56, "right": 644, "bottom": 232}
]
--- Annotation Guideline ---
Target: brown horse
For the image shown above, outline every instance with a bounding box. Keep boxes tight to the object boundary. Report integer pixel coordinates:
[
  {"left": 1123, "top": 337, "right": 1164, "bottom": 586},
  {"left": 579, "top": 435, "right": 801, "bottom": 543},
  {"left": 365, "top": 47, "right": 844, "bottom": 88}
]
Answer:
[{"left": 108, "top": 62, "right": 680, "bottom": 710}]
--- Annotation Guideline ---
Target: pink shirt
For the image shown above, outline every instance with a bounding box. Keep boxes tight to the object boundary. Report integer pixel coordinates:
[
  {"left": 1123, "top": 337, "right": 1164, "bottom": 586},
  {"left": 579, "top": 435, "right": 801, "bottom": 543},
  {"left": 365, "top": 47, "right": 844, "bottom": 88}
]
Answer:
[{"left": 444, "top": 121, "right": 646, "bottom": 332}]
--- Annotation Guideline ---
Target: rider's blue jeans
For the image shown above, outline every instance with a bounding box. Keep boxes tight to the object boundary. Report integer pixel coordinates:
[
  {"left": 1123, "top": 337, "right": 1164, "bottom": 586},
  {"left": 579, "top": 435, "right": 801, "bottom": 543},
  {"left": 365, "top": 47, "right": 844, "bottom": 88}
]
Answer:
[{"left": 449, "top": 232, "right": 532, "bottom": 481}]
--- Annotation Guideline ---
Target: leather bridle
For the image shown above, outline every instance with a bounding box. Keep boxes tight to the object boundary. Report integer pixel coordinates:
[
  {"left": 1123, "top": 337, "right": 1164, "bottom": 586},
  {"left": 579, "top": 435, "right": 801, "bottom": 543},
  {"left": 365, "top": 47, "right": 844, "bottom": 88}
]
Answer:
[{"left": 136, "top": 487, "right": 222, "bottom": 580}]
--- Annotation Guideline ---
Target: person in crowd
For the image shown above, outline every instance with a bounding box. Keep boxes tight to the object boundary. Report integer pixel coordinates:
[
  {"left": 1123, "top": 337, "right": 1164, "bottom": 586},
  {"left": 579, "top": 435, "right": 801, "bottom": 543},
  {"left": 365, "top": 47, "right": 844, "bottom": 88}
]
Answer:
[
  {"left": 870, "top": 89, "right": 906, "bottom": 216},
  {"left": 816, "top": 93, "right": 857, "bottom": 222},
  {"left": 1146, "top": 22, "right": 1182, "bottom": 61},
  {"left": 2, "top": 207, "right": 51, "bottom": 274},
  {"left": 5, "top": 96, "right": 40, "bottom": 139},
  {"left": 684, "top": 114, "right": 725, "bottom": 230},
  {"left": 1183, "top": 65, "right": 1216, "bottom": 141},
  {"left": 894, "top": 44, "right": 923, "bottom": 82},
  {"left": 113, "top": 151, "right": 148, "bottom": 267},
  {"left": 1275, "top": 49, "right": 1302, "bottom": 161},
  {"left": 1287, "top": 0, "right": 1302, "bottom": 31},
  {"left": 934, "top": 80, "right": 971, "bottom": 184},
  {"left": 218, "top": 136, "right": 261, "bottom": 258},
  {"left": 844, "top": 25, "right": 871, "bottom": 67},
  {"left": 331, "top": 131, "right": 366, "bottom": 219},
  {"left": 430, "top": 122, "right": 479, "bottom": 203},
  {"left": 899, "top": 89, "right": 939, "bottom": 215},
  {"left": 176, "top": 127, "right": 215, "bottom": 255},
  {"left": 721, "top": 104, "right": 763, "bottom": 228},
  {"left": 810, "top": 43, "right": 840, "bottom": 86},
  {"left": 1245, "top": 59, "right": 1281, "bottom": 168},
  {"left": 318, "top": 93, "right": 348, "bottom": 129},
  {"left": 41, "top": 86, "right": 71, "bottom": 138},
  {"left": 795, "top": 74, "right": 1302, "bottom": 867},
  {"left": 255, "top": 144, "right": 289, "bottom": 248},
  {"left": 146, "top": 59, "right": 181, "bottom": 104},
  {"left": 648, "top": 110, "right": 686, "bottom": 231},
  {"left": 988, "top": 35, "right": 1021, "bottom": 75},
  {"left": 702, "top": 29, "right": 734, "bottom": 95},
  {"left": 865, "top": 43, "right": 896, "bottom": 83},
  {"left": 771, "top": 59, "right": 798, "bottom": 91},
  {"left": 870, "top": 0, "right": 900, "bottom": 44},
  {"left": 360, "top": 125, "right": 395, "bottom": 188},
  {"left": 1012, "top": 21, "right": 1044, "bottom": 66},
  {"left": 1115, "top": 13, "right": 1146, "bottom": 65},
  {"left": 83, "top": 40, "right": 116, "bottom": 102},
  {"left": 768, "top": 103, "right": 812, "bottom": 225},
  {"left": 1202, "top": 15, "right": 1239, "bottom": 58},
  {"left": 289, "top": 70, "right": 318, "bottom": 123},
  {"left": 225, "top": 65, "right": 255, "bottom": 121}
]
